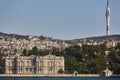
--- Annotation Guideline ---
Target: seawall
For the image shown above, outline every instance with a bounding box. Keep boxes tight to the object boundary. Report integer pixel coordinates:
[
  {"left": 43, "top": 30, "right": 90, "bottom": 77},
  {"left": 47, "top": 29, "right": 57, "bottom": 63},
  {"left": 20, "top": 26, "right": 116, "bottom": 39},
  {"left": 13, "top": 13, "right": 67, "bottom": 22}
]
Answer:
[
  {"left": 0, "top": 74, "right": 119, "bottom": 78},
  {"left": 0, "top": 74, "right": 99, "bottom": 77}
]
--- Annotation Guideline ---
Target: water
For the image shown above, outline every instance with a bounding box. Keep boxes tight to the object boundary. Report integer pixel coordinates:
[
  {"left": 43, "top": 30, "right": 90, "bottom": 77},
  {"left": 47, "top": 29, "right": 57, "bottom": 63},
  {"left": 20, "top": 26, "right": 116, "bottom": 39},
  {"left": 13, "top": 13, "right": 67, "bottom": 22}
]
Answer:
[{"left": 0, "top": 77, "right": 120, "bottom": 80}]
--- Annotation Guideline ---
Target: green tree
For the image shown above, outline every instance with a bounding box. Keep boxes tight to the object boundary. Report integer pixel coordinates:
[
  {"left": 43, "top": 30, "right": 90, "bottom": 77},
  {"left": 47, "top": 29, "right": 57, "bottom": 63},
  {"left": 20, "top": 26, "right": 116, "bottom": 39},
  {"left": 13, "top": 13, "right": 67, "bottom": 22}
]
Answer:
[
  {"left": 79, "top": 62, "right": 90, "bottom": 74},
  {"left": 65, "top": 56, "right": 79, "bottom": 74},
  {"left": 116, "top": 42, "right": 120, "bottom": 51},
  {"left": 22, "top": 49, "right": 27, "bottom": 56},
  {"left": 109, "top": 48, "right": 120, "bottom": 74},
  {"left": 39, "top": 50, "right": 49, "bottom": 56},
  {"left": 88, "top": 56, "right": 106, "bottom": 74},
  {"left": 65, "top": 45, "right": 82, "bottom": 61},
  {"left": 99, "top": 43, "right": 107, "bottom": 55},
  {"left": 28, "top": 46, "right": 40, "bottom": 56},
  {"left": 58, "top": 68, "right": 64, "bottom": 74},
  {"left": 82, "top": 45, "right": 101, "bottom": 60}
]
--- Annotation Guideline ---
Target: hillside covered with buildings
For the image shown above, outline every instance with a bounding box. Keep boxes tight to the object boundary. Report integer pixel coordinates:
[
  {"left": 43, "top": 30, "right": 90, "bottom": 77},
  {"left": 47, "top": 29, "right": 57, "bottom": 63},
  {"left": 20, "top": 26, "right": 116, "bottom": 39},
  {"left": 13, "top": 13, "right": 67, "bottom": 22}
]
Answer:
[{"left": 0, "top": 32, "right": 120, "bottom": 74}]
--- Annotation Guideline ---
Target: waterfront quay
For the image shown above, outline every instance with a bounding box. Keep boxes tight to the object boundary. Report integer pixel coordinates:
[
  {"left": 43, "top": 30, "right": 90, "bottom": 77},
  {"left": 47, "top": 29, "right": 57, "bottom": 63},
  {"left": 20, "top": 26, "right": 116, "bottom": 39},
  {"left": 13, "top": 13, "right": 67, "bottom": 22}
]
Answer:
[
  {"left": 0, "top": 74, "right": 100, "bottom": 78},
  {"left": 0, "top": 74, "right": 120, "bottom": 78}
]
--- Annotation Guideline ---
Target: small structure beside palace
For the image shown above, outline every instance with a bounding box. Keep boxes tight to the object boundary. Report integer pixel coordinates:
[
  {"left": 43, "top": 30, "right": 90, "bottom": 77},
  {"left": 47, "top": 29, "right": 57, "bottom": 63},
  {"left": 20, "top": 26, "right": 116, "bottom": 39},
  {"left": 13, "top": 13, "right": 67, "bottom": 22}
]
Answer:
[
  {"left": 1, "top": 54, "right": 64, "bottom": 75},
  {"left": 100, "top": 50, "right": 113, "bottom": 77},
  {"left": 100, "top": 68, "right": 113, "bottom": 77}
]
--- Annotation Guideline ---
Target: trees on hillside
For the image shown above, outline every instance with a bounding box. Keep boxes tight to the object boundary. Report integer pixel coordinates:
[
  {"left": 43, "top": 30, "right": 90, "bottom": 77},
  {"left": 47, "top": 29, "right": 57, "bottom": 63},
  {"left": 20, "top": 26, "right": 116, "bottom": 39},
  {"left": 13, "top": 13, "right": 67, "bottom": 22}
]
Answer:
[
  {"left": 108, "top": 43, "right": 120, "bottom": 74},
  {"left": 0, "top": 43, "right": 120, "bottom": 74},
  {"left": 64, "top": 44, "right": 107, "bottom": 74}
]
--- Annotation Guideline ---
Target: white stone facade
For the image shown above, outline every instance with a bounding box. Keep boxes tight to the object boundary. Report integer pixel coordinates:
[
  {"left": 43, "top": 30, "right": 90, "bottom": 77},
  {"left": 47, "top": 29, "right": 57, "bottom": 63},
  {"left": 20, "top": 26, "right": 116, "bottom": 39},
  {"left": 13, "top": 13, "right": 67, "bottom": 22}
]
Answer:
[{"left": 2, "top": 54, "right": 64, "bottom": 75}]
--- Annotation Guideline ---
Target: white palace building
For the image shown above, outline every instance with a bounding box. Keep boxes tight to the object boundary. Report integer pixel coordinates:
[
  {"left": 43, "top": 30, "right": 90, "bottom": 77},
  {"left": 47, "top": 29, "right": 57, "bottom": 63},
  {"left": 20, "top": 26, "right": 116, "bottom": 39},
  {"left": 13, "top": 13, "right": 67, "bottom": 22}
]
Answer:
[{"left": 1, "top": 54, "right": 64, "bottom": 75}]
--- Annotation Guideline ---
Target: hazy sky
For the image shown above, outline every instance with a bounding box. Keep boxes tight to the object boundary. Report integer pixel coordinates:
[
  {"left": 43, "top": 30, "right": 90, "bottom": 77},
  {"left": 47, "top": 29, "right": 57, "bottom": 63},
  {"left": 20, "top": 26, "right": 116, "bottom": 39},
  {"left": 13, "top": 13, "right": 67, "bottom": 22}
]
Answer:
[{"left": 0, "top": 0, "right": 120, "bottom": 40}]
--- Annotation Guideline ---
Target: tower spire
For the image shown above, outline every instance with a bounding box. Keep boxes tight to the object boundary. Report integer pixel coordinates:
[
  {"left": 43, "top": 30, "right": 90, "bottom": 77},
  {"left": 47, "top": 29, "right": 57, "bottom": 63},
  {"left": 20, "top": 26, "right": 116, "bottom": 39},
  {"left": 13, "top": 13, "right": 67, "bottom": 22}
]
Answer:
[
  {"left": 106, "top": 0, "right": 110, "bottom": 36},
  {"left": 107, "top": 0, "right": 109, "bottom": 7}
]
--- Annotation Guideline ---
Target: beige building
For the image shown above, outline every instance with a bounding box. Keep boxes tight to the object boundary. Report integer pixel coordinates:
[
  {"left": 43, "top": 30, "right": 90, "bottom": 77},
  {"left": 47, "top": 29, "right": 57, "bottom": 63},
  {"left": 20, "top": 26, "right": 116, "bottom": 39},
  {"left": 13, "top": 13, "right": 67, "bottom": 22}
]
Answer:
[{"left": 1, "top": 54, "right": 64, "bottom": 75}]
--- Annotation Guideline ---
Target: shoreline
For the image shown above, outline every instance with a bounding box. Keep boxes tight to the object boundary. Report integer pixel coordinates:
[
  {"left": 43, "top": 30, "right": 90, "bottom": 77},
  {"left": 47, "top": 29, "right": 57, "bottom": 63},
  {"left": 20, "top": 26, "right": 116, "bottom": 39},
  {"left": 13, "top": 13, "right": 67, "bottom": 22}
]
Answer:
[
  {"left": 0, "top": 74, "right": 120, "bottom": 78},
  {"left": 0, "top": 74, "right": 99, "bottom": 78}
]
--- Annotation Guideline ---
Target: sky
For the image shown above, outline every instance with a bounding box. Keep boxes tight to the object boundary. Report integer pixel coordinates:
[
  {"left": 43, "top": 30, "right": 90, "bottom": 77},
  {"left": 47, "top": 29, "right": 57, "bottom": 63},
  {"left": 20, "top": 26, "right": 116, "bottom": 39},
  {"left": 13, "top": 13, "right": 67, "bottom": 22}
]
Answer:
[{"left": 0, "top": 0, "right": 120, "bottom": 40}]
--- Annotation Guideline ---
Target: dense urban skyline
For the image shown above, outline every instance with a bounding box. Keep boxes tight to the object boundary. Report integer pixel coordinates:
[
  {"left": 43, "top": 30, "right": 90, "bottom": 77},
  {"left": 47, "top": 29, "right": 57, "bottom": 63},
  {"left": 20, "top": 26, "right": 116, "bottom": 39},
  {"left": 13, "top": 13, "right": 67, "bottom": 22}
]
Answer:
[{"left": 0, "top": 0, "right": 120, "bottom": 40}]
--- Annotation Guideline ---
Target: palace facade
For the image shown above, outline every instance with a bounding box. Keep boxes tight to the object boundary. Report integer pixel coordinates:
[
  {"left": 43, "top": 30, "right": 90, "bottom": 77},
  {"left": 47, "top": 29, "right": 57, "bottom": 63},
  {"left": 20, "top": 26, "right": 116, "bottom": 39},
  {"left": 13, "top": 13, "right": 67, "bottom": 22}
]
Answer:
[{"left": 1, "top": 54, "right": 64, "bottom": 74}]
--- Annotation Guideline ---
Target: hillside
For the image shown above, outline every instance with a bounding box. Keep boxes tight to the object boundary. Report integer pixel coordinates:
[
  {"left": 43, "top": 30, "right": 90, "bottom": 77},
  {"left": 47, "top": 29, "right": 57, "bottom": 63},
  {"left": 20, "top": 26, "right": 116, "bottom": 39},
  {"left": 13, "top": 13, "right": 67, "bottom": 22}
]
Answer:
[
  {"left": 0, "top": 32, "right": 28, "bottom": 39},
  {"left": 85, "top": 35, "right": 120, "bottom": 41},
  {"left": 0, "top": 32, "right": 120, "bottom": 44},
  {"left": 0, "top": 32, "right": 62, "bottom": 42},
  {"left": 65, "top": 35, "right": 120, "bottom": 44}
]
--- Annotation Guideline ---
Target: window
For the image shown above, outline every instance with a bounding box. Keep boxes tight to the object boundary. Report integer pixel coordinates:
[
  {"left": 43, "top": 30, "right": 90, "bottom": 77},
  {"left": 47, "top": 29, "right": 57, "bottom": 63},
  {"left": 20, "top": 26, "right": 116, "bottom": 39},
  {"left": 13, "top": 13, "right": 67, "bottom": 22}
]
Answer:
[
  {"left": 27, "top": 61, "right": 29, "bottom": 66},
  {"left": 32, "top": 60, "right": 35, "bottom": 65},
  {"left": 30, "top": 68, "right": 32, "bottom": 72},
  {"left": 21, "top": 61, "right": 24, "bottom": 66},
  {"left": 59, "top": 62, "right": 61, "bottom": 66},
  {"left": 40, "top": 61, "right": 43, "bottom": 66},
  {"left": 48, "top": 61, "right": 53, "bottom": 67},
  {"left": 40, "top": 67, "right": 43, "bottom": 73},
  {"left": 8, "top": 62, "right": 10, "bottom": 66},
  {"left": 48, "top": 61, "right": 50, "bottom": 67},
  {"left": 18, "top": 61, "right": 20, "bottom": 67},
  {"left": 37, "top": 61, "right": 39, "bottom": 66},
  {"left": 26, "top": 68, "right": 28, "bottom": 72},
  {"left": 12, "top": 62, "right": 15, "bottom": 66}
]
